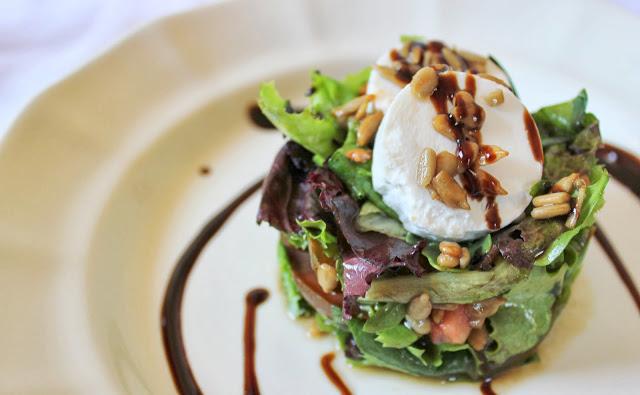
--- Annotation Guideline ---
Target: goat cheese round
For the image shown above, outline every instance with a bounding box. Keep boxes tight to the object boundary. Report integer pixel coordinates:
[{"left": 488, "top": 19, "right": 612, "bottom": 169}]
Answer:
[
  {"left": 366, "top": 48, "right": 510, "bottom": 114},
  {"left": 371, "top": 71, "right": 542, "bottom": 241}
]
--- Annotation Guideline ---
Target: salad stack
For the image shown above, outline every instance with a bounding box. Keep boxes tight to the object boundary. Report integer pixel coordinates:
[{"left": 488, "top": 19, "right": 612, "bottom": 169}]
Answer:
[{"left": 256, "top": 37, "right": 608, "bottom": 380}]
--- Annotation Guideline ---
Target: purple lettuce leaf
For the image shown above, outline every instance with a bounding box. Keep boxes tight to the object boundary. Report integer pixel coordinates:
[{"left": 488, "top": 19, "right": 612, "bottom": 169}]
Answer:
[
  {"left": 307, "top": 168, "right": 426, "bottom": 318},
  {"left": 257, "top": 142, "right": 319, "bottom": 233}
]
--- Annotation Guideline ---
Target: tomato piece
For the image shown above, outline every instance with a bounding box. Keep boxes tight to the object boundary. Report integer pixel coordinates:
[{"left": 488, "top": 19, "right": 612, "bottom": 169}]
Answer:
[{"left": 430, "top": 305, "right": 472, "bottom": 344}]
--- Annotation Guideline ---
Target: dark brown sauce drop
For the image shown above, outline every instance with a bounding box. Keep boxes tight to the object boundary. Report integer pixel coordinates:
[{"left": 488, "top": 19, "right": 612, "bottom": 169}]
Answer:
[
  {"left": 427, "top": 40, "right": 444, "bottom": 53},
  {"left": 480, "top": 377, "right": 497, "bottom": 395},
  {"left": 395, "top": 63, "right": 414, "bottom": 84},
  {"left": 199, "top": 166, "right": 210, "bottom": 176},
  {"left": 430, "top": 72, "right": 460, "bottom": 114},
  {"left": 465, "top": 73, "right": 477, "bottom": 97},
  {"left": 161, "top": 178, "right": 264, "bottom": 395},
  {"left": 244, "top": 288, "right": 270, "bottom": 395},
  {"left": 523, "top": 110, "right": 544, "bottom": 162},
  {"left": 248, "top": 103, "right": 276, "bottom": 129},
  {"left": 320, "top": 352, "right": 352, "bottom": 395}
]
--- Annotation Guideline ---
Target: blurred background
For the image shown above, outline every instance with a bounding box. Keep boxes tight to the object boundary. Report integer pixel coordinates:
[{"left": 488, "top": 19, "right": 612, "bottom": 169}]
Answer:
[
  {"left": 0, "top": 0, "right": 217, "bottom": 133},
  {"left": 0, "top": 0, "right": 639, "bottom": 134}
]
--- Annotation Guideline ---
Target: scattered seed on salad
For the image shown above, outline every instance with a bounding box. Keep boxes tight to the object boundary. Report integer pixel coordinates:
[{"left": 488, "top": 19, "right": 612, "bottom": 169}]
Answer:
[
  {"left": 566, "top": 180, "right": 588, "bottom": 228},
  {"left": 432, "top": 114, "right": 457, "bottom": 140},
  {"left": 478, "top": 73, "right": 510, "bottom": 88},
  {"left": 309, "top": 238, "right": 334, "bottom": 271},
  {"left": 531, "top": 203, "right": 571, "bottom": 220},
  {"left": 532, "top": 191, "right": 571, "bottom": 207},
  {"left": 468, "top": 327, "right": 489, "bottom": 351},
  {"left": 357, "top": 110, "right": 383, "bottom": 146},
  {"left": 551, "top": 172, "right": 579, "bottom": 193},
  {"left": 332, "top": 94, "right": 369, "bottom": 119},
  {"left": 408, "top": 45, "right": 423, "bottom": 65},
  {"left": 442, "top": 47, "right": 464, "bottom": 70},
  {"left": 484, "top": 89, "right": 504, "bottom": 106},
  {"left": 436, "top": 151, "right": 462, "bottom": 176},
  {"left": 399, "top": 43, "right": 410, "bottom": 58},
  {"left": 432, "top": 171, "right": 471, "bottom": 210},
  {"left": 375, "top": 65, "right": 407, "bottom": 87},
  {"left": 439, "top": 241, "right": 463, "bottom": 258},
  {"left": 345, "top": 148, "right": 372, "bottom": 163},
  {"left": 430, "top": 63, "right": 450, "bottom": 73},
  {"left": 478, "top": 145, "right": 509, "bottom": 166},
  {"left": 437, "top": 252, "right": 460, "bottom": 268},
  {"left": 459, "top": 247, "right": 471, "bottom": 269},
  {"left": 430, "top": 188, "right": 442, "bottom": 202},
  {"left": 456, "top": 49, "right": 487, "bottom": 64},
  {"left": 468, "top": 61, "right": 487, "bottom": 74},
  {"left": 411, "top": 67, "right": 439, "bottom": 100},
  {"left": 354, "top": 98, "right": 371, "bottom": 121},
  {"left": 465, "top": 141, "right": 480, "bottom": 164},
  {"left": 416, "top": 148, "right": 437, "bottom": 187},
  {"left": 407, "top": 317, "right": 431, "bottom": 335},
  {"left": 317, "top": 263, "right": 338, "bottom": 293},
  {"left": 431, "top": 309, "right": 445, "bottom": 324},
  {"left": 578, "top": 174, "right": 591, "bottom": 187},
  {"left": 407, "top": 293, "right": 432, "bottom": 321},
  {"left": 452, "top": 91, "right": 485, "bottom": 129},
  {"left": 422, "top": 50, "right": 433, "bottom": 67}
]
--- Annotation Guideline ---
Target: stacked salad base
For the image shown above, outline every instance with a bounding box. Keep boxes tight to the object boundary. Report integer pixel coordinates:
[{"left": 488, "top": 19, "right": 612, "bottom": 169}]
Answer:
[{"left": 256, "top": 37, "right": 608, "bottom": 380}]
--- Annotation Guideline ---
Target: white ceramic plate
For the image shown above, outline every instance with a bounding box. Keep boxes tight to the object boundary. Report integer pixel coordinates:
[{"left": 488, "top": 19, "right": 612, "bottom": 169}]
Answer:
[{"left": 1, "top": 0, "right": 639, "bottom": 393}]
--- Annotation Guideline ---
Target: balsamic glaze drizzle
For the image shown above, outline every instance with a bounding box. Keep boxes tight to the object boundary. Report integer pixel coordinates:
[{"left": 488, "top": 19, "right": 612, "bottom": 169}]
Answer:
[
  {"left": 320, "top": 352, "right": 352, "bottom": 395},
  {"left": 244, "top": 288, "right": 270, "bottom": 395},
  {"left": 480, "top": 378, "right": 497, "bottom": 395},
  {"left": 161, "top": 178, "right": 263, "bottom": 395}
]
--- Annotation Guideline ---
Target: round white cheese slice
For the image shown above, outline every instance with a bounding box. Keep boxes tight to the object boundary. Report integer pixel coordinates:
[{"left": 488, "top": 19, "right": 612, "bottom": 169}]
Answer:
[{"left": 371, "top": 71, "right": 542, "bottom": 241}]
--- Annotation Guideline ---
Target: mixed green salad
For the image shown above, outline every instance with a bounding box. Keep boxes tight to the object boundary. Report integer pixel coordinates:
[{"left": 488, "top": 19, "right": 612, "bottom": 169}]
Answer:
[{"left": 256, "top": 38, "right": 608, "bottom": 380}]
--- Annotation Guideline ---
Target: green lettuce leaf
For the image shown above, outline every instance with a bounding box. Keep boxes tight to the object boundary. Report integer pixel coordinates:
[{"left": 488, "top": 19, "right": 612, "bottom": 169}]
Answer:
[
  {"left": 375, "top": 325, "right": 418, "bottom": 348},
  {"left": 400, "top": 34, "right": 426, "bottom": 44},
  {"left": 356, "top": 202, "right": 407, "bottom": 239},
  {"left": 486, "top": 265, "right": 567, "bottom": 366},
  {"left": 346, "top": 319, "right": 480, "bottom": 379},
  {"left": 364, "top": 259, "right": 526, "bottom": 304},
  {"left": 534, "top": 90, "right": 602, "bottom": 183},
  {"left": 542, "top": 119, "right": 601, "bottom": 182},
  {"left": 308, "top": 68, "right": 370, "bottom": 115},
  {"left": 258, "top": 81, "right": 339, "bottom": 158},
  {"left": 328, "top": 121, "right": 398, "bottom": 218},
  {"left": 468, "top": 234, "right": 493, "bottom": 258},
  {"left": 533, "top": 89, "right": 588, "bottom": 138},
  {"left": 553, "top": 229, "right": 591, "bottom": 312},
  {"left": 363, "top": 302, "right": 406, "bottom": 333},
  {"left": 297, "top": 219, "right": 339, "bottom": 258},
  {"left": 414, "top": 343, "right": 472, "bottom": 368},
  {"left": 535, "top": 165, "right": 608, "bottom": 266},
  {"left": 287, "top": 233, "right": 307, "bottom": 250},
  {"left": 277, "top": 242, "right": 313, "bottom": 318}
]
